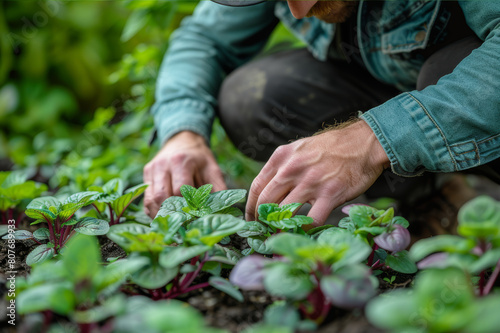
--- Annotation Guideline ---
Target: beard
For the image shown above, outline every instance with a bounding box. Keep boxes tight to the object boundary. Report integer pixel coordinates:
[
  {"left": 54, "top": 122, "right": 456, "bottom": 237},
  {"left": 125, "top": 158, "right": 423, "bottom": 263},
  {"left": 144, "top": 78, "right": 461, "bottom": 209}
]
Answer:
[{"left": 306, "top": 1, "right": 359, "bottom": 23}]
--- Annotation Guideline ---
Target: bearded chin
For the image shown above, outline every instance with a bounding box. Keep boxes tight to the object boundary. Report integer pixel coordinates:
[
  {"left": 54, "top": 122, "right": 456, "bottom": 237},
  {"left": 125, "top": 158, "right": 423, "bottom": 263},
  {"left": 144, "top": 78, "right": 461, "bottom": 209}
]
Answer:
[{"left": 306, "top": 1, "right": 359, "bottom": 24}]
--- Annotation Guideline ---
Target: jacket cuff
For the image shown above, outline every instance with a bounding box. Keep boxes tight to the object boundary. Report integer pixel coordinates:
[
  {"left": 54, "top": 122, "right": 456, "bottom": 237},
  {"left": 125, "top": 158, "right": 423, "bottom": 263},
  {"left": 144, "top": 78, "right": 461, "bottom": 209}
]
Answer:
[
  {"left": 152, "top": 99, "right": 214, "bottom": 147},
  {"left": 360, "top": 92, "right": 459, "bottom": 177}
]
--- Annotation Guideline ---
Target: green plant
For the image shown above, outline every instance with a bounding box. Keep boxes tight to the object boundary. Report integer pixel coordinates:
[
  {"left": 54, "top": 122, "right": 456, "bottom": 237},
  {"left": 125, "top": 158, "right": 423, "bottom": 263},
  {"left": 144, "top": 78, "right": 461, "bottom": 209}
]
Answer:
[
  {"left": 7, "top": 191, "right": 109, "bottom": 265},
  {"left": 237, "top": 203, "right": 314, "bottom": 255},
  {"left": 366, "top": 267, "right": 500, "bottom": 333},
  {"left": 88, "top": 178, "right": 148, "bottom": 225},
  {"left": 410, "top": 195, "right": 500, "bottom": 295},
  {"left": 106, "top": 185, "right": 248, "bottom": 300},
  {"left": 0, "top": 170, "right": 47, "bottom": 229},
  {"left": 15, "top": 235, "right": 147, "bottom": 332},
  {"left": 339, "top": 204, "right": 416, "bottom": 274},
  {"left": 231, "top": 230, "right": 376, "bottom": 326}
]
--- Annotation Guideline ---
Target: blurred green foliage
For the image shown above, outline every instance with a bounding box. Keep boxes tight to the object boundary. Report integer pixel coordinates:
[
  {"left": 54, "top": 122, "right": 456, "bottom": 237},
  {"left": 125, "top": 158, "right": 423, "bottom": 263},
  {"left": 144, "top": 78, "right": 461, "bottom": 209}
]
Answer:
[{"left": 0, "top": 0, "right": 301, "bottom": 193}]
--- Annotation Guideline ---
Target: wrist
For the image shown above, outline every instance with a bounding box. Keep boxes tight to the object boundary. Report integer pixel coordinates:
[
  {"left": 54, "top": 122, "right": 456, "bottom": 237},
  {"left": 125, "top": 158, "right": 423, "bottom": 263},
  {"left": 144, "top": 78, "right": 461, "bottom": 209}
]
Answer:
[
  {"left": 358, "top": 120, "right": 390, "bottom": 170},
  {"left": 165, "top": 131, "right": 207, "bottom": 147}
]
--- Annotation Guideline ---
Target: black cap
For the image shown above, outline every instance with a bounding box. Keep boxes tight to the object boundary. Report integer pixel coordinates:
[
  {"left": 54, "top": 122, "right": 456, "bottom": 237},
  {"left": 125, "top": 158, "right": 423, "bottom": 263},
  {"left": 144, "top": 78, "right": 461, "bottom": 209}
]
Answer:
[{"left": 212, "top": 0, "right": 264, "bottom": 7}]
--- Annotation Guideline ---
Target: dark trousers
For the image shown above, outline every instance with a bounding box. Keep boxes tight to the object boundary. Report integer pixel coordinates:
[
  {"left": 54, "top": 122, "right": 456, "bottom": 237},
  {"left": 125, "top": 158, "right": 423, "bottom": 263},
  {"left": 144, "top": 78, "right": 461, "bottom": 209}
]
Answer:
[{"left": 217, "top": 36, "right": 499, "bottom": 198}]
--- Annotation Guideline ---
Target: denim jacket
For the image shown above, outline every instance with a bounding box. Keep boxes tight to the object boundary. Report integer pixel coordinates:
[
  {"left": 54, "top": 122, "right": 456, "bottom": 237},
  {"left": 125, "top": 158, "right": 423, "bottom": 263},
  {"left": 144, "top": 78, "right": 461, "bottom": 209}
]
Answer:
[{"left": 152, "top": 0, "right": 500, "bottom": 176}]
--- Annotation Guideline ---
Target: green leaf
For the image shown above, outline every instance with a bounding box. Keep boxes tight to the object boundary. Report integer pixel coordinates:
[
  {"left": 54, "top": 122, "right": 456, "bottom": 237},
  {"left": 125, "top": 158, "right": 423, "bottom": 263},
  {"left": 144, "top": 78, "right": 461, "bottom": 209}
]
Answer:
[
  {"left": 306, "top": 224, "right": 335, "bottom": 237},
  {"left": 317, "top": 228, "right": 372, "bottom": 268},
  {"left": 267, "top": 233, "right": 314, "bottom": 258},
  {"left": 258, "top": 203, "right": 280, "bottom": 222},
  {"left": 410, "top": 235, "right": 476, "bottom": 262},
  {"left": 187, "top": 214, "right": 246, "bottom": 246},
  {"left": 132, "top": 264, "right": 178, "bottom": 289},
  {"left": 26, "top": 244, "right": 55, "bottom": 266},
  {"left": 33, "top": 228, "right": 50, "bottom": 241},
  {"left": 209, "top": 276, "right": 244, "bottom": 302},
  {"left": 102, "top": 178, "right": 124, "bottom": 196},
  {"left": 3, "top": 230, "right": 34, "bottom": 240},
  {"left": 62, "top": 235, "right": 100, "bottom": 282},
  {"left": 152, "top": 213, "right": 187, "bottom": 243},
  {"left": 95, "top": 257, "right": 150, "bottom": 291},
  {"left": 59, "top": 191, "right": 99, "bottom": 222},
  {"left": 180, "top": 185, "right": 198, "bottom": 209},
  {"left": 210, "top": 245, "right": 243, "bottom": 265},
  {"left": 0, "top": 225, "right": 8, "bottom": 237},
  {"left": 469, "top": 248, "right": 500, "bottom": 274},
  {"left": 72, "top": 294, "right": 126, "bottom": 324},
  {"left": 159, "top": 245, "right": 210, "bottom": 268},
  {"left": 17, "top": 282, "right": 75, "bottom": 315},
  {"left": 237, "top": 221, "right": 269, "bottom": 237},
  {"left": 263, "top": 263, "right": 314, "bottom": 300},
  {"left": 111, "top": 183, "right": 148, "bottom": 219},
  {"left": 25, "top": 196, "right": 59, "bottom": 223},
  {"left": 386, "top": 250, "right": 417, "bottom": 274},
  {"left": 74, "top": 217, "right": 110, "bottom": 236},
  {"left": 392, "top": 216, "right": 410, "bottom": 228},
  {"left": 107, "top": 223, "right": 151, "bottom": 250},
  {"left": 204, "top": 189, "right": 247, "bottom": 213},
  {"left": 186, "top": 184, "right": 213, "bottom": 208},
  {"left": 263, "top": 302, "right": 301, "bottom": 330},
  {"left": 349, "top": 205, "right": 378, "bottom": 227},
  {"left": 458, "top": 196, "right": 500, "bottom": 239},
  {"left": 121, "top": 10, "right": 149, "bottom": 42},
  {"left": 247, "top": 235, "right": 274, "bottom": 255},
  {"left": 156, "top": 196, "right": 189, "bottom": 218},
  {"left": 365, "top": 290, "right": 418, "bottom": 331},
  {"left": 462, "top": 294, "right": 500, "bottom": 333},
  {"left": 217, "top": 206, "right": 243, "bottom": 217}
]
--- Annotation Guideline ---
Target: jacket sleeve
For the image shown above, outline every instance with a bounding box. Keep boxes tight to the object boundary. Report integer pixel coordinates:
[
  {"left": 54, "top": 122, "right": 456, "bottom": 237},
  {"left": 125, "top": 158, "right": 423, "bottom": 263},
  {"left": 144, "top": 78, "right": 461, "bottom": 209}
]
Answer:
[
  {"left": 361, "top": 1, "right": 500, "bottom": 176},
  {"left": 152, "top": 1, "right": 279, "bottom": 146}
]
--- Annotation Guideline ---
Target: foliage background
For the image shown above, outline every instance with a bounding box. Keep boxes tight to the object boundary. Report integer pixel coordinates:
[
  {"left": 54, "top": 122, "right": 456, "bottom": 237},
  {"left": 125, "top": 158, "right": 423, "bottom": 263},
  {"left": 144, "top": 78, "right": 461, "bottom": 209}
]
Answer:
[{"left": 0, "top": 0, "right": 302, "bottom": 194}]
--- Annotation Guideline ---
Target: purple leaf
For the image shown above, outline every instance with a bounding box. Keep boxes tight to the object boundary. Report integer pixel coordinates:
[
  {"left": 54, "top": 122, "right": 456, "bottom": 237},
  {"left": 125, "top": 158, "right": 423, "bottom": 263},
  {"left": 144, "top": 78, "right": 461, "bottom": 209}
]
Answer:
[
  {"left": 417, "top": 252, "right": 450, "bottom": 269},
  {"left": 229, "top": 255, "right": 269, "bottom": 290},
  {"left": 341, "top": 203, "right": 371, "bottom": 215},
  {"left": 374, "top": 224, "right": 410, "bottom": 253}
]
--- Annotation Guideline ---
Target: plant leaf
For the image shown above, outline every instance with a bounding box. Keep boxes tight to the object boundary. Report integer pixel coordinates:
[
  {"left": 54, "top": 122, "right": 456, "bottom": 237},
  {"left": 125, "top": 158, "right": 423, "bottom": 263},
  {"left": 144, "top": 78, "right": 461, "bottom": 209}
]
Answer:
[
  {"left": 59, "top": 191, "right": 99, "bottom": 222},
  {"left": 26, "top": 244, "right": 55, "bottom": 266},
  {"left": 263, "top": 263, "right": 314, "bottom": 300},
  {"left": 62, "top": 235, "right": 100, "bottom": 282},
  {"left": 386, "top": 250, "right": 417, "bottom": 274},
  {"left": 159, "top": 245, "right": 210, "bottom": 268},
  {"left": 156, "top": 196, "right": 189, "bottom": 218},
  {"left": 107, "top": 223, "right": 151, "bottom": 250},
  {"left": 410, "top": 235, "right": 476, "bottom": 262},
  {"left": 3, "top": 230, "right": 34, "bottom": 240},
  {"left": 33, "top": 228, "right": 50, "bottom": 241},
  {"left": 25, "top": 196, "right": 59, "bottom": 223},
  {"left": 317, "top": 228, "right": 372, "bottom": 268},
  {"left": 74, "top": 217, "right": 110, "bottom": 236},
  {"left": 187, "top": 214, "right": 246, "bottom": 246},
  {"left": 132, "top": 264, "right": 178, "bottom": 289},
  {"left": 209, "top": 276, "right": 244, "bottom": 301},
  {"left": 247, "top": 235, "right": 274, "bottom": 255},
  {"left": 111, "top": 183, "right": 148, "bottom": 219},
  {"left": 237, "top": 221, "right": 270, "bottom": 237},
  {"left": 17, "top": 282, "right": 75, "bottom": 315},
  {"left": 204, "top": 189, "right": 247, "bottom": 213},
  {"left": 102, "top": 178, "right": 125, "bottom": 196}
]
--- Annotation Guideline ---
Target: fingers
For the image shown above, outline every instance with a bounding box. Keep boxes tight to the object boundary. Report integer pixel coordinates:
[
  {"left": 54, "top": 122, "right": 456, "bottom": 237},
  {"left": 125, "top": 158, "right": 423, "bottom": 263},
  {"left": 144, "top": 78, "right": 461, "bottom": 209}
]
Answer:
[
  {"left": 201, "top": 162, "right": 227, "bottom": 192},
  {"left": 307, "top": 196, "right": 336, "bottom": 227},
  {"left": 170, "top": 156, "right": 196, "bottom": 196},
  {"left": 246, "top": 167, "right": 278, "bottom": 221}
]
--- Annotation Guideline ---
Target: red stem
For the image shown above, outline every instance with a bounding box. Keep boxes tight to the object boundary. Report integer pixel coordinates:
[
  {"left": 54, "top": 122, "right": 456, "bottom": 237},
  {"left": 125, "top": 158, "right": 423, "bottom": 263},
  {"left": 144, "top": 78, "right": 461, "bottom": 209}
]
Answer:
[
  {"left": 92, "top": 203, "right": 102, "bottom": 215},
  {"left": 367, "top": 244, "right": 379, "bottom": 266},
  {"left": 108, "top": 204, "right": 115, "bottom": 225},
  {"left": 45, "top": 217, "right": 57, "bottom": 252},
  {"left": 8, "top": 209, "right": 14, "bottom": 225},
  {"left": 483, "top": 259, "right": 500, "bottom": 296},
  {"left": 179, "top": 254, "right": 207, "bottom": 290},
  {"left": 16, "top": 211, "right": 25, "bottom": 228},
  {"left": 1, "top": 212, "right": 6, "bottom": 225},
  {"left": 168, "top": 281, "right": 211, "bottom": 298}
]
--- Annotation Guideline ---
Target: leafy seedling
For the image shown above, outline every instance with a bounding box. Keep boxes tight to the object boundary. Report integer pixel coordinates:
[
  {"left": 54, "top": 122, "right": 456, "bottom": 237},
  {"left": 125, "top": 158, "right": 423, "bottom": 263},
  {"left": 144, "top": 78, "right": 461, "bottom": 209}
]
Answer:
[
  {"left": 237, "top": 203, "right": 314, "bottom": 255},
  {"left": 0, "top": 170, "right": 47, "bottom": 228},
  {"left": 15, "top": 235, "right": 147, "bottom": 331},
  {"left": 339, "top": 204, "right": 416, "bottom": 274},
  {"left": 231, "top": 230, "right": 376, "bottom": 326},
  {"left": 88, "top": 178, "right": 148, "bottom": 225},
  {"left": 156, "top": 184, "right": 246, "bottom": 222},
  {"left": 107, "top": 213, "right": 245, "bottom": 301},
  {"left": 366, "top": 267, "right": 500, "bottom": 333},
  {"left": 6, "top": 191, "right": 109, "bottom": 265},
  {"left": 410, "top": 195, "right": 500, "bottom": 295}
]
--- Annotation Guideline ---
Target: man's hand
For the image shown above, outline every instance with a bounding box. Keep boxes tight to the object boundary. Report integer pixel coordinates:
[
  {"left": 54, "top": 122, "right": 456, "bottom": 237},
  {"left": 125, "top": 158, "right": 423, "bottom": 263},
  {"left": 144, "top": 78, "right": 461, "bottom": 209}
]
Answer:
[
  {"left": 143, "top": 131, "right": 227, "bottom": 218},
  {"left": 245, "top": 120, "right": 390, "bottom": 226}
]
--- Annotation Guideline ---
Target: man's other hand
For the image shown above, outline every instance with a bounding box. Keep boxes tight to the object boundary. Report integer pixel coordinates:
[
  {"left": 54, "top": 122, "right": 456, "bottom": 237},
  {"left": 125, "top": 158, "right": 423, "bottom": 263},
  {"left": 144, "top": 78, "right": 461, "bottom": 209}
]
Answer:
[
  {"left": 245, "top": 120, "right": 390, "bottom": 226},
  {"left": 143, "top": 131, "right": 227, "bottom": 218}
]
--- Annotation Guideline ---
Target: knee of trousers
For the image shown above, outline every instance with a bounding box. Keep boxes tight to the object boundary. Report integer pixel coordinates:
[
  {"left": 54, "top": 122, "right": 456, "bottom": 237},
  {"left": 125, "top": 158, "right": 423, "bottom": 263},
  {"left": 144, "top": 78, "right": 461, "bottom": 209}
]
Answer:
[{"left": 217, "top": 66, "right": 289, "bottom": 161}]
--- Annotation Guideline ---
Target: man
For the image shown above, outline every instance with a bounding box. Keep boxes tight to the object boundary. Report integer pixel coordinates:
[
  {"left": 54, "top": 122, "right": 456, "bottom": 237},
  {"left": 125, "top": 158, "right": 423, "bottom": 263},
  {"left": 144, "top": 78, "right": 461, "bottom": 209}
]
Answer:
[{"left": 143, "top": 0, "right": 500, "bottom": 227}]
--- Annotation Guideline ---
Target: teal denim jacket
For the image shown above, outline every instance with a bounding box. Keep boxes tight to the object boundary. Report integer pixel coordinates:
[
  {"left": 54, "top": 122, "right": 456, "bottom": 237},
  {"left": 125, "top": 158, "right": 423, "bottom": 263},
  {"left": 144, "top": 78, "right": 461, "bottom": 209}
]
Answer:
[{"left": 152, "top": 1, "right": 500, "bottom": 177}]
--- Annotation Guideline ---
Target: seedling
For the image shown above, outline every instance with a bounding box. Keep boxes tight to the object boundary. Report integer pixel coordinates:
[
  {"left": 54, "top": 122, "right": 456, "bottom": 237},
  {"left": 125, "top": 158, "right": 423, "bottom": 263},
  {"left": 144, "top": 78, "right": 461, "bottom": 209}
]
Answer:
[
  {"left": 15, "top": 235, "right": 147, "bottom": 332},
  {"left": 339, "top": 204, "right": 416, "bottom": 274},
  {"left": 88, "top": 178, "right": 148, "bottom": 225},
  {"left": 366, "top": 267, "right": 500, "bottom": 333},
  {"left": 5, "top": 191, "right": 109, "bottom": 265},
  {"left": 237, "top": 203, "right": 314, "bottom": 255},
  {"left": 410, "top": 195, "right": 500, "bottom": 295},
  {"left": 156, "top": 184, "right": 246, "bottom": 222},
  {"left": 231, "top": 230, "right": 376, "bottom": 326},
  {"left": 0, "top": 170, "right": 47, "bottom": 230}
]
